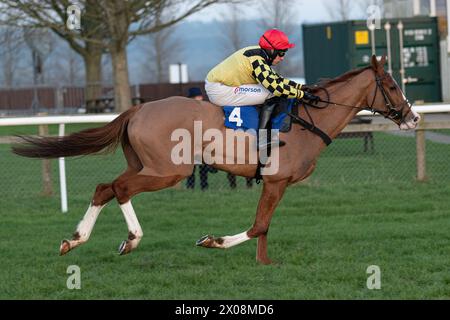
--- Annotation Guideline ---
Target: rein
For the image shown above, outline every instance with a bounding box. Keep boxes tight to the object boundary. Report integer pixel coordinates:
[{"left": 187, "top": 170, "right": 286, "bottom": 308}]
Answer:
[{"left": 289, "top": 72, "right": 412, "bottom": 145}]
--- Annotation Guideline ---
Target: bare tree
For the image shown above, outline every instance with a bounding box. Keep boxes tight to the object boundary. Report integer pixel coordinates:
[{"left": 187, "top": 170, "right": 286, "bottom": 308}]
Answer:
[
  {"left": 324, "top": 0, "right": 352, "bottom": 21},
  {"left": 352, "top": 0, "right": 383, "bottom": 21},
  {"left": 0, "top": 0, "right": 243, "bottom": 111},
  {"left": 220, "top": 3, "right": 246, "bottom": 54},
  {"left": 45, "top": 43, "right": 84, "bottom": 86},
  {"left": 324, "top": 0, "right": 383, "bottom": 21},
  {"left": 0, "top": 0, "right": 108, "bottom": 110},
  {"left": 358, "top": 0, "right": 383, "bottom": 10},
  {"left": 383, "top": 0, "right": 413, "bottom": 18},
  {"left": 101, "top": 53, "right": 114, "bottom": 87},
  {"left": 129, "top": 3, "right": 182, "bottom": 84},
  {"left": 0, "top": 27, "right": 23, "bottom": 87},
  {"left": 23, "top": 28, "right": 55, "bottom": 85},
  {"left": 65, "top": 49, "right": 84, "bottom": 86},
  {"left": 97, "top": 0, "right": 245, "bottom": 111},
  {"left": 139, "top": 26, "right": 183, "bottom": 83},
  {"left": 258, "top": 0, "right": 295, "bottom": 30},
  {"left": 257, "top": 0, "right": 302, "bottom": 77}
]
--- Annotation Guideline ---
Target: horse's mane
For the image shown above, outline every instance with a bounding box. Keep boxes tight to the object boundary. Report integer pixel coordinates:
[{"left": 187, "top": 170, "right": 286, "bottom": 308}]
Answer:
[{"left": 311, "top": 65, "right": 374, "bottom": 93}]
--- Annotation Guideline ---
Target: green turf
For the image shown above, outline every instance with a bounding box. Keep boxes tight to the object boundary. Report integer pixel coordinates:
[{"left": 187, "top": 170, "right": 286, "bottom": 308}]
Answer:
[
  {"left": 1, "top": 129, "right": 450, "bottom": 299},
  {"left": 0, "top": 182, "right": 449, "bottom": 299},
  {"left": 433, "top": 129, "right": 450, "bottom": 136}
]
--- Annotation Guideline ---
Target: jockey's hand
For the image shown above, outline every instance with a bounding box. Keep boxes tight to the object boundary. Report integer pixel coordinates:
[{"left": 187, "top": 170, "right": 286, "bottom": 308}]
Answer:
[
  {"left": 302, "top": 91, "right": 321, "bottom": 104},
  {"left": 301, "top": 85, "right": 314, "bottom": 93}
]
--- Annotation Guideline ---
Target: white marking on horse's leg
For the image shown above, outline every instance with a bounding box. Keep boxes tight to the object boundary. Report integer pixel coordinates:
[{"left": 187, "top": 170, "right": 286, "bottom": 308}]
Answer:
[
  {"left": 119, "top": 201, "right": 143, "bottom": 252},
  {"left": 64, "top": 204, "right": 106, "bottom": 250},
  {"left": 76, "top": 203, "right": 106, "bottom": 238},
  {"left": 220, "top": 231, "right": 251, "bottom": 249},
  {"left": 120, "top": 201, "right": 143, "bottom": 236}
]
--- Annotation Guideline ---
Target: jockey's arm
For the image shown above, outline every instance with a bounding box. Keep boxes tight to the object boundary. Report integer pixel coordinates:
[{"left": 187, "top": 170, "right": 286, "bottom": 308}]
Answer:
[{"left": 251, "top": 58, "right": 304, "bottom": 99}]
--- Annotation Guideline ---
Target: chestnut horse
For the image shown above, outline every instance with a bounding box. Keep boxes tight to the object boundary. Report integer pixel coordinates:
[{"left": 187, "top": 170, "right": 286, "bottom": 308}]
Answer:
[{"left": 12, "top": 56, "right": 420, "bottom": 264}]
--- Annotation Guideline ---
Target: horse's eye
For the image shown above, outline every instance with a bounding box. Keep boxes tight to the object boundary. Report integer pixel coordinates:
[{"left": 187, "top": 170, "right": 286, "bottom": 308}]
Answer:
[{"left": 389, "top": 86, "right": 396, "bottom": 91}]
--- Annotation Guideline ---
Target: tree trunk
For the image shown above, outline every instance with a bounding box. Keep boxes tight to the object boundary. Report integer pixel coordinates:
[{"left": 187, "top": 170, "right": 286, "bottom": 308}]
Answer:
[
  {"left": 84, "top": 44, "right": 103, "bottom": 113},
  {"left": 111, "top": 46, "right": 131, "bottom": 112},
  {"left": 3, "top": 53, "right": 14, "bottom": 87},
  {"left": 101, "top": 0, "right": 132, "bottom": 112}
]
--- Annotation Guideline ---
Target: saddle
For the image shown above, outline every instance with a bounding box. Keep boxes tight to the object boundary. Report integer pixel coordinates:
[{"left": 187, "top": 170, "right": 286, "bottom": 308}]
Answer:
[
  {"left": 221, "top": 98, "right": 332, "bottom": 182},
  {"left": 222, "top": 98, "right": 298, "bottom": 133},
  {"left": 221, "top": 99, "right": 299, "bottom": 183}
]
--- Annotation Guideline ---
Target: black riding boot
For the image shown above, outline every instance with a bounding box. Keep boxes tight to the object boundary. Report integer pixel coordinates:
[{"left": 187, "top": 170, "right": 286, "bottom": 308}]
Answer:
[{"left": 258, "top": 98, "right": 286, "bottom": 150}]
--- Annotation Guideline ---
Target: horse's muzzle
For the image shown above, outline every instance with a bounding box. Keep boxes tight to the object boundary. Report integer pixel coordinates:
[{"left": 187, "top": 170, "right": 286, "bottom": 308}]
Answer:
[{"left": 400, "top": 109, "right": 421, "bottom": 130}]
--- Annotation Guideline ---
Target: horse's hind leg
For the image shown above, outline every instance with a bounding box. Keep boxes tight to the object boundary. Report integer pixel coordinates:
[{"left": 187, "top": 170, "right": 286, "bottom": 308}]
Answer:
[
  {"left": 59, "top": 138, "right": 144, "bottom": 256},
  {"left": 59, "top": 170, "right": 136, "bottom": 256},
  {"left": 112, "top": 172, "right": 186, "bottom": 255},
  {"left": 59, "top": 183, "right": 113, "bottom": 255}
]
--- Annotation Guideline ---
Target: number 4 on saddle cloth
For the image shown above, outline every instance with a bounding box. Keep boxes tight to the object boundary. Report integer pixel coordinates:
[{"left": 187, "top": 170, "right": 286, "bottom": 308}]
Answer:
[{"left": 223, "top": 98, "right": 297, "bottom": 133}]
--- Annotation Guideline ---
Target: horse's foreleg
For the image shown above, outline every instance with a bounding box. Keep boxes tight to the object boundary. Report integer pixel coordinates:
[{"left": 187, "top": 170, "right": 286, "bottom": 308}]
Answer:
[
  {"left": 196, "top": 231, "right": 251, "bottom": 249},
  {"left": 248, "top": 180, "right": 288, "bottom": 264},
  {"left": 196, "top": 180, "right": 288, "bottom": 264},
  {"left": 112, "top": 173, "right": 186, "bottom": 255},
  {"left": 60, "top": 183, "right": 114, "bottom": 255}
]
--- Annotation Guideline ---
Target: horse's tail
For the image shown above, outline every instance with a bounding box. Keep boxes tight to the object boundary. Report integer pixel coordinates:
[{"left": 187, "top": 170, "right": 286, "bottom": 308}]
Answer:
[{"left": 12, "top": 105, "right": 141, "bottom": 159}]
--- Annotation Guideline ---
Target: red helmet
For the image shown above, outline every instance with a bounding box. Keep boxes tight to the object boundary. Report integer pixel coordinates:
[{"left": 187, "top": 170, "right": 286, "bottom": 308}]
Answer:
[{"left": 259, "top": 29, "right": 295, "bottom": 50}]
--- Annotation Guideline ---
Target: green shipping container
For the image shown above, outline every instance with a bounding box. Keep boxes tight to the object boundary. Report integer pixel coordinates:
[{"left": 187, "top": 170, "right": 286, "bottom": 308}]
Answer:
[{"left": 303, "top": 17, "right": 442, "bottom": 103}]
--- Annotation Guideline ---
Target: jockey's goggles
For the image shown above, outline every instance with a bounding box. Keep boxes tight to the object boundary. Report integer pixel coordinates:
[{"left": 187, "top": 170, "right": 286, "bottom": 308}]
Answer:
[{"left": 277, "top": 50, "right": 288, "bottom": 57}]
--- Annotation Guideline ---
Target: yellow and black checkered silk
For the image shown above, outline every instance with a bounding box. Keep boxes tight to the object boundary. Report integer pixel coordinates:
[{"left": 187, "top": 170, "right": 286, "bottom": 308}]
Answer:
[{"left": 206, "top": 46, "right": 304, "bottom": 99}]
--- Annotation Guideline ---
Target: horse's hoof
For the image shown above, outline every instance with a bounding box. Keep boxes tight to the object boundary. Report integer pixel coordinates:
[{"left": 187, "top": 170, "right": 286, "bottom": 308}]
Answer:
[
  {"left": 118, "top": 240, "right": 130, "bottom": 255},
  {"left": 196, "top": 235, "right": 223, "bottom": 248},
  {"left": 59, "top": 239, "right": 71, "bottom": 256},
  {"left": 196, "top": 235, "right": 210, "bottom": 246},
  {"left": 257, "top": 257, "right": 274, "bottom": 265}
]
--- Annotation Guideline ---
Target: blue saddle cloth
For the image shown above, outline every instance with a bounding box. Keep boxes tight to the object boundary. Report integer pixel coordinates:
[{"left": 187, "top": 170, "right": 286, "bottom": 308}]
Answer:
[{"left": 223, "top": 99, "right": 295, "bottom": 132}]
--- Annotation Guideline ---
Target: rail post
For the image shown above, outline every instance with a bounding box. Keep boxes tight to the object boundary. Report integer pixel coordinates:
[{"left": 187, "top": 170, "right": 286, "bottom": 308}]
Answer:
[
  {"left": 416, "top": 114, "right": 427, "bottom": 181},
  {"left": 59, "top": 123, "right": 68, "bottom": 213}
]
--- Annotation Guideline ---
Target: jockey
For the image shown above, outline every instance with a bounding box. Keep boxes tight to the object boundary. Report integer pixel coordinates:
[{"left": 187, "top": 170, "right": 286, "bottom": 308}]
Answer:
[{"left": 205, "top": 28, "right": 320, "bottom": 150}]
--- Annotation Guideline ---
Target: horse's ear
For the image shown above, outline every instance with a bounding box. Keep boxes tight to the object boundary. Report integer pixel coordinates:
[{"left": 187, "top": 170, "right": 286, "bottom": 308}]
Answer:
[
  {"left": 379, "top": 55, "right": 387, "bottom": 67},
  {"left": 377, "top": 55, "right": 387, "bottom": 75},
  {"left": 371, "top": 55, "right": 378, "bottom": 71}
]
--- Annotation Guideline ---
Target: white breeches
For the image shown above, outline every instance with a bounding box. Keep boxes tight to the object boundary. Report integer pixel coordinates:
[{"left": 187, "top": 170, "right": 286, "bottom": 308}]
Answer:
[{"left": 205, "top": 80, "right": 274, "bottom": 106}]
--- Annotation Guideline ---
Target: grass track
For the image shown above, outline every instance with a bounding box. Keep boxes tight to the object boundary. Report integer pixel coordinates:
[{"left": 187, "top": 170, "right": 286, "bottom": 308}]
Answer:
[
  {"left": 1, "top": 125, "right": 450, "bottom": 299},
  {"left": 1, "top": 182, "right": 450, "bottom": 299}
]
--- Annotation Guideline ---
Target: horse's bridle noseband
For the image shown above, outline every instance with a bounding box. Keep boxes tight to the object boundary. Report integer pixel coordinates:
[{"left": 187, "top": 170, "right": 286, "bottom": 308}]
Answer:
[{"left": 370, "top": 74, "right": 413, "bottom": 123}]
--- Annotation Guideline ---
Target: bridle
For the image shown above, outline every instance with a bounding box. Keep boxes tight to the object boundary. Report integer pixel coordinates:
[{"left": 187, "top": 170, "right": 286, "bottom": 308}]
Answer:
[
  {"left": 370, "top": 74, "right": 413, "bottom": 122},
  {"left": 289, "top": 70, "right": 414, "bottom": 146},
  {"left": 303, "top": 71, "right": 413, "bottom": 124}
]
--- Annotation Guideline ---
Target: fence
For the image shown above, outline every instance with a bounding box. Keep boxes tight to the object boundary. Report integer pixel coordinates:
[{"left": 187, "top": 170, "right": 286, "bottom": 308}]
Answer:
[
  {"left": 0, "top": 82, "right": 206, "bottom": 116},
  {"left": 1, "top": 105, "right": 449, "bottom": 213}
]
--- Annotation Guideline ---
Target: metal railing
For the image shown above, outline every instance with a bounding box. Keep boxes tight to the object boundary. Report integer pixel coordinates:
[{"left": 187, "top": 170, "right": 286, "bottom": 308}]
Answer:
[{"left": 1, "top": 104, "right": 449, "bottom": 213}]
